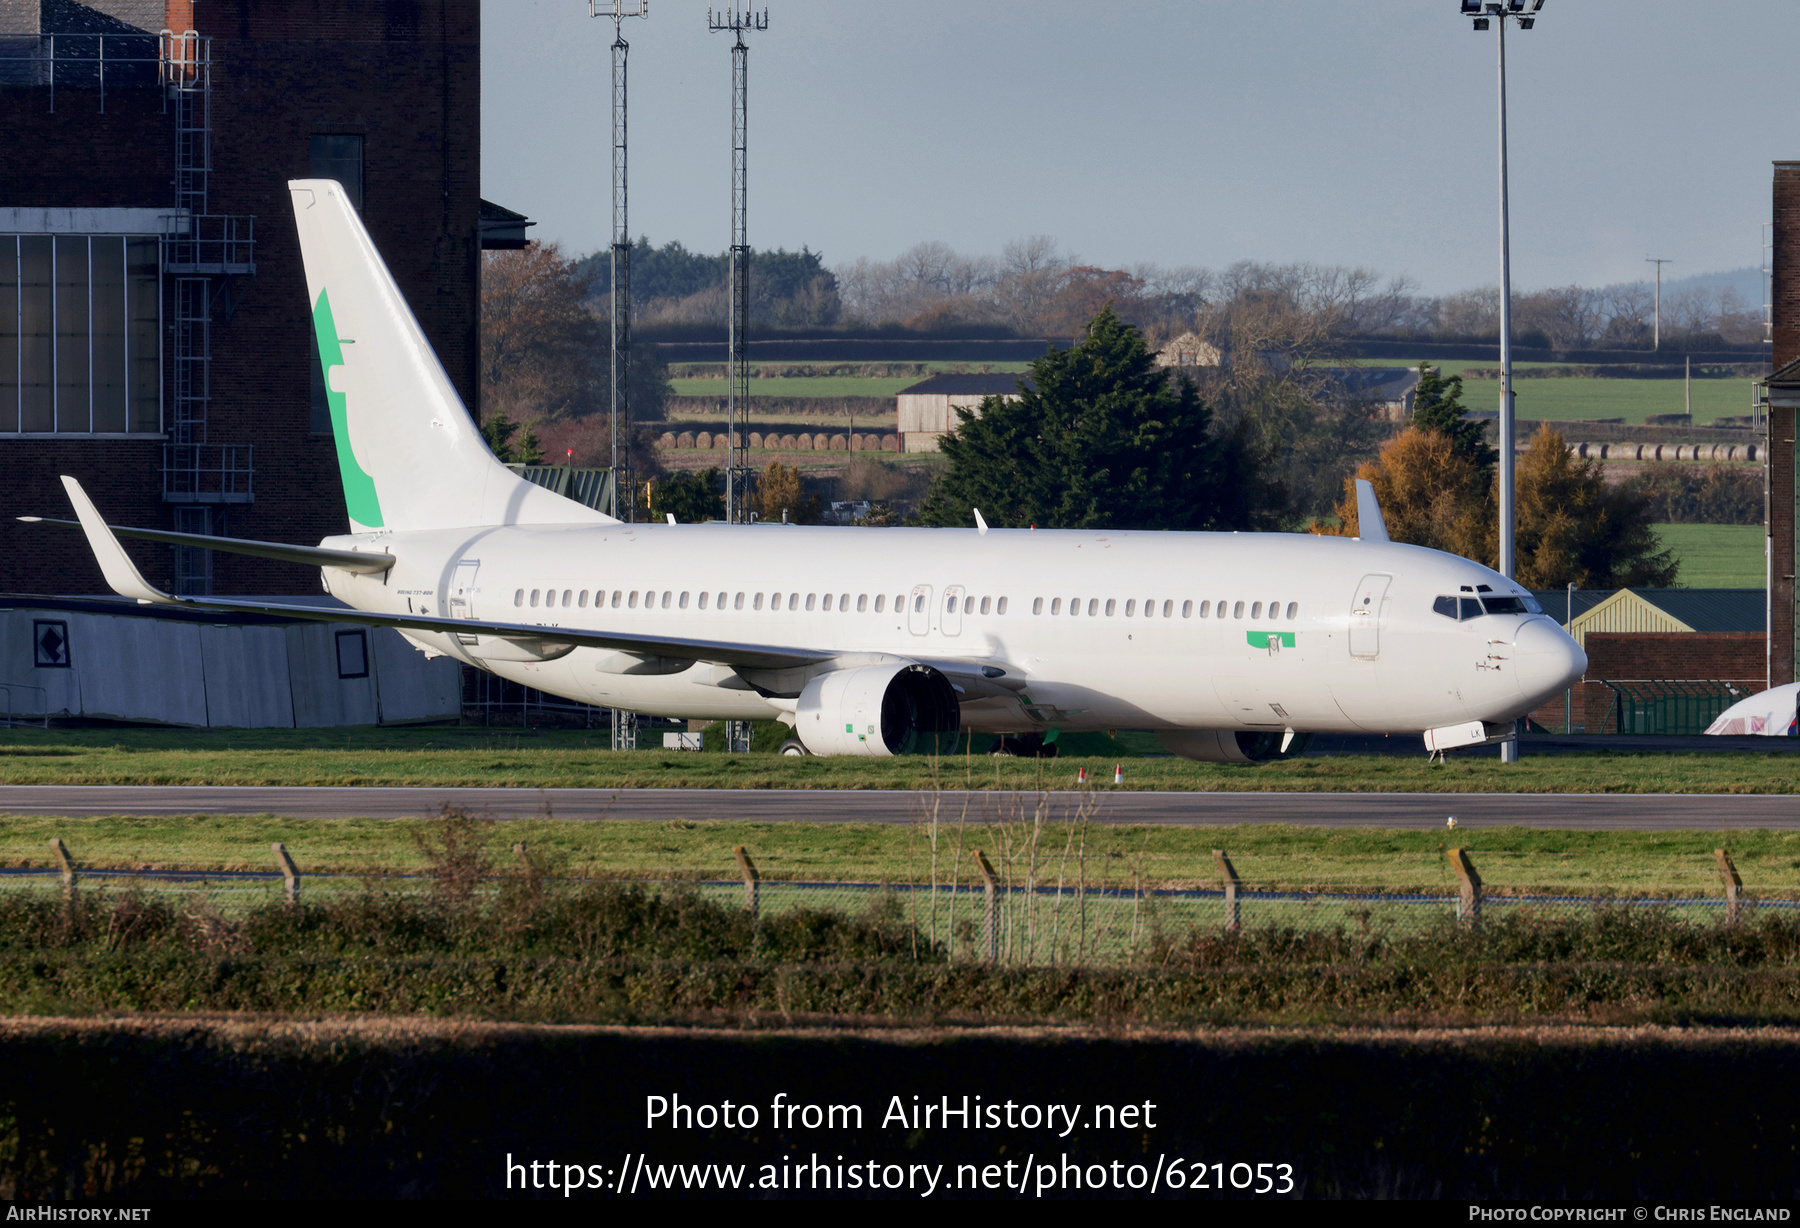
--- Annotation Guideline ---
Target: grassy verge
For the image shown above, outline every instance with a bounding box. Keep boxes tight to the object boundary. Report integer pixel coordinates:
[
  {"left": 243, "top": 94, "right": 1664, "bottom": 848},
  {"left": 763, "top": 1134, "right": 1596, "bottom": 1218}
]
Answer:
[
  {"left": 0, "top": 725, "right": 1796, "bottom": 792},
  {"left": 7, "top": 879, "right": 1800, "bottom": 1027},
  {"left": 6, "top": 813, "right": 1799, "bottom": 896}
]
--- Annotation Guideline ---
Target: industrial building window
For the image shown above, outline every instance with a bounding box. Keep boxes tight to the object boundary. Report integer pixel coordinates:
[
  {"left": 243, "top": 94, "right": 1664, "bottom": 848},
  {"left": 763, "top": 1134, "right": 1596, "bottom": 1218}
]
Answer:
[
  {"left": 335, "top": 630, "right": 370, "bottom": 679},
  {"left": 310, "top": 135, "right": 365, "bottom": 213},
  {"left": 0, "top": 235, "right": 159, "bottom": 434}
]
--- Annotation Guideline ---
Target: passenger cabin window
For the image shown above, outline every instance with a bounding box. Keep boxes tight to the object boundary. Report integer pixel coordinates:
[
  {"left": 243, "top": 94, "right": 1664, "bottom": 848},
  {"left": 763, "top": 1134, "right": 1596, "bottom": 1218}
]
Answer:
[
  {"left": 980, "top": 597, "right": 991, "bottom": 615},
  {"left": 1181, "top": 600, "right": 1193, "bottom": 618},
  {"left": 874, "top": 595, "right": 885, "bottom": 613},
  {"left": 1125, "top": 599, "right": 1136, "bottom": 617},
  {"left": 734, "top": 592, "right": 744, "bottom": 610},
  {"left": 996, "top": 597, "right": 1008, "bottom": 614},
  {"left": 530, "top": 589, "right": 540, "bottom": 608},
  {"left": 514, "top": 589, "right": 524, "bottom": 607},
  {"left": 1051, "top": 598, "right": 1062, "bottom": 615},
  {"left": 1033, "top": 598, "right": 1043, "bottom": 615},
  {"left": 788, "top": 594, "right": 799, "bottom": 611},
  {"left": 679, "top": 592, "right": 689, "bottom": 609},
  {"left": 1252, "top": 602, "right": 1263, "bottom": 618},
  {"left": 1233, "top": 601, "right": 1244, "bottom": 618},
  {"left": 1105, "top": 599, "right": 1116, "bottom": 616},
  {"left": 1198, "top": 601, "right": 1210, "bottom": 617},
  {"left": 858, "top": 595, "right": 868, "bottom": 612},
  {"left": 1286, "top": 602, "right": 1298, "bottom": 619},
  {"left": 808, "top": 594, "right": 818, "bottom": 612},
  {"left": 754, "top": 593, "right": 764, "bottom": 610},
  {"left": 578, "top": 591, "right": 589, "bottom": 608}
]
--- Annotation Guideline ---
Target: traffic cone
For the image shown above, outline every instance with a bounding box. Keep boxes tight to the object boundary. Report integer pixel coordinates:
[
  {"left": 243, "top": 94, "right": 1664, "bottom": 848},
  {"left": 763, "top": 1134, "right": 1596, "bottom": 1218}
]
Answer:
[
  {"left": 1114, "top": 764, "right": 1124, "bottom": 785},
  {"left": 1077, "top": 767, "right": 1088, "bottom": 783}
]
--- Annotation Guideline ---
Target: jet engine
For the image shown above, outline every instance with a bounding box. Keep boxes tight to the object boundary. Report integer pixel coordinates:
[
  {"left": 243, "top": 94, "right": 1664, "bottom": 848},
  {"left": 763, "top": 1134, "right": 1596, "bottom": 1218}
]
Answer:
[
  {"left": 794, "top": 663, "right": 960, "bottom": 756},
  {"left": 1158, "top": 729, "right": 1313, "bottom": 763}
]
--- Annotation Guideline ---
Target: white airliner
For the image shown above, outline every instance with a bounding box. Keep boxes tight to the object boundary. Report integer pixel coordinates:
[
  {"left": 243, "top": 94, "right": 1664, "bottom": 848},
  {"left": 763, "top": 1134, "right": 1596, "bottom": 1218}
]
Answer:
[{"left": 38, "top": 180, "right": 1587, "bottom": 760}]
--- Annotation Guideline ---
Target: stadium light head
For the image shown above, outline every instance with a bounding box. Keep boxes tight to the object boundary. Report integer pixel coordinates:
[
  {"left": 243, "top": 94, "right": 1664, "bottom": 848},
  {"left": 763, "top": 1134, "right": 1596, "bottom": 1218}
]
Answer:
[
  {"left": 1472, "top": 16, "right": 1490, "bottom": 29},
  {"left": 1506, "top": 0, "right": 1526, "bottom": 12},
  {"left": 1460, "top": 0, "right": 1481, "bottom": 12},
  {"left": 1531, "top": 0, "right": 1547, "bottom": 9},
  {"left": 1518, "top": 15, "right": 1534, "bottom": 27}
]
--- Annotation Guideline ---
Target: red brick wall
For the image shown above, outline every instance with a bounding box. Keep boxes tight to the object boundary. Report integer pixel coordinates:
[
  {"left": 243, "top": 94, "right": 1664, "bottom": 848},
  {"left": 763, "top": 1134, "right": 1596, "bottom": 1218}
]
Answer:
[
  {"left": 0, "top": 0, "right": 479, "bottom": 596},
  {"left": 1528, "top": 632, "right": 1768, "bottom": 732},
  {"left": 1771, "top": 163, "right": 1799, "bottom": 688}
]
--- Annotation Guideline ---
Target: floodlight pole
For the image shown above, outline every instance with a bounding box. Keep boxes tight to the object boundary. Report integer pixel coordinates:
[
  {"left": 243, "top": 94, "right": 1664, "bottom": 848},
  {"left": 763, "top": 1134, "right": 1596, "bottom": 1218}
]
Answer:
[
  {"left": 1468, "top": 1, "right": 1544, "bottom": 763},
  {"left": 711, "top": 7, "right": 767, "bottom": 527},
  {"left": 595, "top": 1, "right": 647, "bottom": 523}
]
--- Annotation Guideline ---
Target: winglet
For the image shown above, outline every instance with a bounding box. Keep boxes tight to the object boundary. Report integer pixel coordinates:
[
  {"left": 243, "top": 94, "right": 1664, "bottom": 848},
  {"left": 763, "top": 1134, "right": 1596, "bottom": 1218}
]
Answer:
[
  {"left": 1354, "top": 479, "right": 1389, "bottom": 543},
  {"left": 59, "top": 476, "right": 174, "bottom": 604},
  {"left": 973, "top": 507, "right": 989, "bottom": 536}
]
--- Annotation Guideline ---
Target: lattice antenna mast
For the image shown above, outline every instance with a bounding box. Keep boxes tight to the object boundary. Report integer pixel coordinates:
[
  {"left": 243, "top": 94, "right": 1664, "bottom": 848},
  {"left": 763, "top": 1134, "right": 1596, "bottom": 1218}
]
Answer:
[
  {"left": 595, "top": 1, "right": 648, "bottom": 521},
  {"left": 710, "top": 7, "right": 767, "bottom": 524}
]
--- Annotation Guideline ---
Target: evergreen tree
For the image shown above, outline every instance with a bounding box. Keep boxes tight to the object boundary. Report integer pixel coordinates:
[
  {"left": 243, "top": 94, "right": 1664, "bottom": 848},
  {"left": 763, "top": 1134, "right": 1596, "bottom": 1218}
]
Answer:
[
  {"left": 915, "top": 307, "right": 1255, "bottom": 530},
  {"left": 1408, "top": 362, "right": 1496, "bottom": 471},
  {"left": 651, "top": 468, "right": 724, "bottom": 524},
  {"left": 480, "top": 410, "right": 542, "bottom": 464}
]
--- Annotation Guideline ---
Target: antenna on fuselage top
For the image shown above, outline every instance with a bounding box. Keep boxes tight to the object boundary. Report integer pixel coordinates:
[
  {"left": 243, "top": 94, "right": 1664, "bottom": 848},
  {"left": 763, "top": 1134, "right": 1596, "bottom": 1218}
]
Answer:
[{"left": 1354, "top": 479, "right": 1390, "bottom": 543}]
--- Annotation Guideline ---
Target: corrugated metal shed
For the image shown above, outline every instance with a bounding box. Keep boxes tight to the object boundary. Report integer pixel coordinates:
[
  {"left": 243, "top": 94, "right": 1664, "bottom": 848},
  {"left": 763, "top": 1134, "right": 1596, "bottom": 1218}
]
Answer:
[
  {"left": 0, "top": 597, "right": 460, "bottom": 727},
  {"left": 1529, "top": 588, "right": 1765, "bottom": 647},
  {"left": 895, "top": 374, "right": 1035, "bottom": 453}
]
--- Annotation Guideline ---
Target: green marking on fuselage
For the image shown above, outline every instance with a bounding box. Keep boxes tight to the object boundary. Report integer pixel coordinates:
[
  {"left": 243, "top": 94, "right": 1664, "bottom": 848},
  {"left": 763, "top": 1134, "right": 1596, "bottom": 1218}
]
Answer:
[
  {"left": 1246, "top": 631, "right": 1296, "bottom": 649},
  {"left": 312, "top": 289, "right": 384, "bottom": 528}
]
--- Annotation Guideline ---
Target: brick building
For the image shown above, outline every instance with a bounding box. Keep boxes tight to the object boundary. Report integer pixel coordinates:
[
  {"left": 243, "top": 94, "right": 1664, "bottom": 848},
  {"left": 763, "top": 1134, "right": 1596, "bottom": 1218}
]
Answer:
[
  {"left": 0, "top": 0, "right": 482, "bottom": 596},
  {"left": 1765, "top": 161, "right": 1800, "bottom": 691},
  {"left": 1526, "top": 588, "right": 1766, "bottom": 733}
]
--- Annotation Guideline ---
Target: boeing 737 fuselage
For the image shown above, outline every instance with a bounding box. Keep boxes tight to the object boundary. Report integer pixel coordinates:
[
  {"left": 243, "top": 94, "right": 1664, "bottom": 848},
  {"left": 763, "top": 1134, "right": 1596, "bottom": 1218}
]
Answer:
[{"left": 43, "top": 181, "right": 1587, "bottom": 761}]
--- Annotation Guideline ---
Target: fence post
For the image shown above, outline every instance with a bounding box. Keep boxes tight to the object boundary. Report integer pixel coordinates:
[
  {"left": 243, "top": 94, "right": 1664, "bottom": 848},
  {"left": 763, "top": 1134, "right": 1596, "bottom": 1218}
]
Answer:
[
  {"left": 733, "top": 845, "right": 760, "bottom": 919},
  {"left": 1715, "top": 848, "right": 1743, "bottom": 925},
  {"left": 1213, "top": 848, "right": 1241, "bottom": 933},
  {"left": 271, "top": 842, "right": 300, "bottom": 908},
  {"left": 1449, "top": 848, "right": 1482, "bottom": 926},
  {"left": 973, "top": 849, "right": 1000, "bottom": 964},
  {"left": 49, "top": 837, "right": 74, "bottom": 904}
]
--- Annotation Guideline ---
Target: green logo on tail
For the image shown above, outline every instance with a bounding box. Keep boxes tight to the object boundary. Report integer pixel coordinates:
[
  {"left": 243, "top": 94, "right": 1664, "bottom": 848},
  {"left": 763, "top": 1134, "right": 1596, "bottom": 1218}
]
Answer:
[{"left": 312, "top": 289, "right": 384, "bottom": 528}]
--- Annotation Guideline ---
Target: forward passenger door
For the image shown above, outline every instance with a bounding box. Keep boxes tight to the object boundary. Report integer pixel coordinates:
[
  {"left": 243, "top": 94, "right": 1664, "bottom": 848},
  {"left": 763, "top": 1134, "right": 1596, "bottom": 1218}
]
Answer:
[{"left": 1349, "top": 573, "right": 1391, "bottom": 659}]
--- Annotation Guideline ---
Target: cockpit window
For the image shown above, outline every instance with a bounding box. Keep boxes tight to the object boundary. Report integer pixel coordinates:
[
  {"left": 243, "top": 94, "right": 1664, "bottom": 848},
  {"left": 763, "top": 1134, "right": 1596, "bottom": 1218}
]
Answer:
[
  {"left": 1522, "top": 595, "right": 1543, "bottom": 614},
  {"left": 1433, "top": 596, "right": 1458, "bottom": 620},
  {"left": 1481, "top": 595, "right": 1530, "bottom": 616},
  {"left": 1459, "top": 597, "right": 1484, "bottom": 620}
]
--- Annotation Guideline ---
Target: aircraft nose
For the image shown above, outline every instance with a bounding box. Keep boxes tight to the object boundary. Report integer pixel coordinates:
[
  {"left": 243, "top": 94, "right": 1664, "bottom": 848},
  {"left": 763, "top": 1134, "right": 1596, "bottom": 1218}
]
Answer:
[{"left": 1513, "top": 617, "right": 1586, "bottom": 708}]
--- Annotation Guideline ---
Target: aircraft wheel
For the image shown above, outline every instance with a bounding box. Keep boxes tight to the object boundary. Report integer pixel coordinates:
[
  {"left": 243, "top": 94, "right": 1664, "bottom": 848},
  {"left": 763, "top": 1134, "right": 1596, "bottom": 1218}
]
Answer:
[{"left": 778, "top": 739, "right": 811, "bottom": 757}]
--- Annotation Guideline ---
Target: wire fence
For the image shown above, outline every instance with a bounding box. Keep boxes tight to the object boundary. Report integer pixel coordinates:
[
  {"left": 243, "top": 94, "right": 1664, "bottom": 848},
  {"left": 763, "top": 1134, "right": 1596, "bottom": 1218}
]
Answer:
[{"left": 2, "top": 863, "right": 1782, "bottom": 966}]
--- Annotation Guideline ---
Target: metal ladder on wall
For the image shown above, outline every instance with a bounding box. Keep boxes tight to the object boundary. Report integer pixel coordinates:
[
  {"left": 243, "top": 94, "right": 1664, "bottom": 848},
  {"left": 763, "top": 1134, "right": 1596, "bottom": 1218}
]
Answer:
[{"left": 159, "top": 32, "right": 256, "bottom": 591}]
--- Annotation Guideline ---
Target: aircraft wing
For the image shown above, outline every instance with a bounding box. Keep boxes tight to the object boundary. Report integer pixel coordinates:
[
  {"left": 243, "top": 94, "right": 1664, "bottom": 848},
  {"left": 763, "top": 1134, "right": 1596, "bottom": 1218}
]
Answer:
[{"left": 47, "top": 475, "right": 830, "bottom": 673}]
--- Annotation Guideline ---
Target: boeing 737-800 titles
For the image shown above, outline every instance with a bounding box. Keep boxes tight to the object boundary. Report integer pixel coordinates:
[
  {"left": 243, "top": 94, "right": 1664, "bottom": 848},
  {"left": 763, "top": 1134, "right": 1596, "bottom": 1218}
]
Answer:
[{"left": 37, "top": 181, "right": 1587, "bottom": 761}]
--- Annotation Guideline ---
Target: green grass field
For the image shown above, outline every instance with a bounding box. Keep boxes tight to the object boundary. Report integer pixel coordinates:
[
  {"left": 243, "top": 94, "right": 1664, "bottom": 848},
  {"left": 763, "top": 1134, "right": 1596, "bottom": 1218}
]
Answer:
[
  {"left": 672, "top": 366, "right": 1757, "bottom": 425},
  {"left": 1654, "top": 523, "right": 1766, "bottom": 588},
  {"left": 0, "top": 725, "right": 1793, "bottom": 793}
]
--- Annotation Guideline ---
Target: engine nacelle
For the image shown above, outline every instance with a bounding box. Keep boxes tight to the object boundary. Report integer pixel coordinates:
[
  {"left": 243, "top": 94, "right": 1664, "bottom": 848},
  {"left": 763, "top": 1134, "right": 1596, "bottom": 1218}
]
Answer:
[
  {"left": 1158, "top": 729, "right": 1313, "bottom": 763},
  {"left": 795, "top": 663, "right": 960, "bottom": 756}
]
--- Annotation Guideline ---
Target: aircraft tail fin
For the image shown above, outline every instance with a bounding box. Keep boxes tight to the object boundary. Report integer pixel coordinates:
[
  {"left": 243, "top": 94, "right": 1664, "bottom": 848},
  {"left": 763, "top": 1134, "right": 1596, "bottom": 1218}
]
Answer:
[{"left": 288, "top": 179, "right": 615, "bottom": 533}]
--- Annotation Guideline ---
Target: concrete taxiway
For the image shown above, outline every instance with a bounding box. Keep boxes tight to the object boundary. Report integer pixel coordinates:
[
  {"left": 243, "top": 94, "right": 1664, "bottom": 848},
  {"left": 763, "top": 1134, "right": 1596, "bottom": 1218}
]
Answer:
[{"left": 0, "top": 785, "right": 1792, "bottom": 828}]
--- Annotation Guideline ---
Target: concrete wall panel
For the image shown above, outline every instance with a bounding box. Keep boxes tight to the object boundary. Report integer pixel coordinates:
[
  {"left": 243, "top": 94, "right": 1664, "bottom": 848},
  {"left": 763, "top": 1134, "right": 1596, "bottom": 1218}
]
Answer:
[
  {"left": 199, "top": 624, "right": 295, "bottom": 728},
  {"left": 285, "top": 624, "right": 378, "bottom": 728},
  {"left": 370, "top": 629, "right": 461, "bottom": 724}
]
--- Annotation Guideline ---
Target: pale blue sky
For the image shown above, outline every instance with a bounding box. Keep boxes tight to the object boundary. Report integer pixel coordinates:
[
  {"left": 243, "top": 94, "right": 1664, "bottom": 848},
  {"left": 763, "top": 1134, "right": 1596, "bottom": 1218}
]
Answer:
[{"left": 482, "top": 1, "right": 1788, "bottom": 295}]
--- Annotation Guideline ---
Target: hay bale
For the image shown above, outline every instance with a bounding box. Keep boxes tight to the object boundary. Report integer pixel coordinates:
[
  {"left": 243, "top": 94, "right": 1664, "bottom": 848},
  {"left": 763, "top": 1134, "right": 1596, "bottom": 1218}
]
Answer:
[
  {"left": 675, "top": 431, "right": 696, "bottom": 450},
  {"left": 695, "top": 431, "right": 712, "bottom": 450}
]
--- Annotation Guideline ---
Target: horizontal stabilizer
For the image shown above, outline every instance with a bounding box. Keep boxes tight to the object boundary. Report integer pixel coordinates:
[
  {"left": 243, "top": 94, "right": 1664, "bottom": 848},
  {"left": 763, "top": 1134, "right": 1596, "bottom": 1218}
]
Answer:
[{"left": 20, "top": 513, "right": 395, "bottom": 574}]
